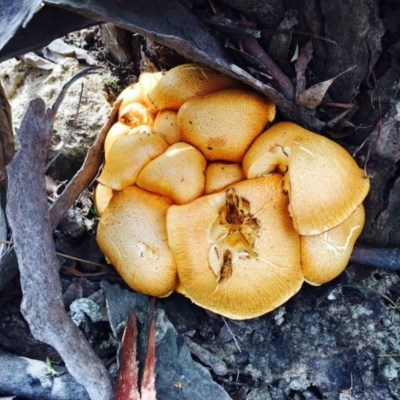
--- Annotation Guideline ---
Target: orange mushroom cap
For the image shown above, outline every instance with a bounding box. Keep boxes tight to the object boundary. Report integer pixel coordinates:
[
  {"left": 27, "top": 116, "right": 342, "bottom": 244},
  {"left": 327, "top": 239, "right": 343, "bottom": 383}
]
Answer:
[
  {"left": 136, "top": 142, "right": 206, "bottom": 204},
  {"left": 178, "top": 88, "right": 276, "bottom": 162},
  {"left": 204, "top": 162, "right": 245, "bottom": 194},
  {"left": 167, "top": 175, "right": 303, "bottom": 319},
  {"left": 153, "top": 110, "right": 181, "bottom": 145},
  {"left": 104, "top": 122, "right": 131, "bottom": 160},
  {"left": 117, "top": 82, "right": 143, "bottom": 110},
  {"left": 118, "top": 102, "right": 155, "bottom": 128},
  {"left": 148, "top": 63, "right": 244, "bottom": 110},
  {"left": 93, "top": 183, "right": 114, "bottom": 216},
  {"left": 97, "top": 186, "right": 177, "bottom": 297},
  {"left": 98, "top": 127, "right": 168, "bottom": 190},
  {"left": 301, "top": 204, "right": 365, "bottom": 285},
  {"left": 139, "top": 71, "right": 163, "bottom": 112},
  {"left": 242, "top": 122, "right": 370, "bottom": 235}
]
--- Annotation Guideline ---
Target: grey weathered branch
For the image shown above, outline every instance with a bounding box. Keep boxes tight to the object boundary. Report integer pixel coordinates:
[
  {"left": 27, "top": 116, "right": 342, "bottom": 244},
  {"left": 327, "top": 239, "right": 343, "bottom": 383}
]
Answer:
[
  {"left": 0, "top": 349, "right": 90, "bottom": 400},
  {"left": 6, "top": 98, "right": 113, "bottom": 399}
]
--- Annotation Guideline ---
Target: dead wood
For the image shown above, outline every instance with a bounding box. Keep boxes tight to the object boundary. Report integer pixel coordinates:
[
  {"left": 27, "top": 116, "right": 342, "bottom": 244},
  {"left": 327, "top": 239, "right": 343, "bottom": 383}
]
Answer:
[
  {"left": 6, "top": 98, "right": 113, "bottom": 399},
  {"left": 0, "top": 349, "right": 90, "bottom": 400}
]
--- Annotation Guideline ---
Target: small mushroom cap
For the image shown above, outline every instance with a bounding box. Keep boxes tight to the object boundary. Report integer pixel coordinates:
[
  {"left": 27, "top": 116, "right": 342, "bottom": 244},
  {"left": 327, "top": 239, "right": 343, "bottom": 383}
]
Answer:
[
  {"left": 153, "top": 110, "right": 181, "bottom": 145},
  {"left": 117, "top": 82, "right": 143, "bottom": 110},
  {"left": 301, "top": 204, "right": 365, "bottom": 285},
  {"left": 178, "top": 88, "right": 276, "bottom": 162},
  {"left": 167, "top": 175, "right": 303, "bottom": 319},
  {"left": 139, "top": 71, "right": 163, "bottom": 111},
  {"left": 98, "top": 127, "right": 169, "bottom": 190},
  {"left": 97, "top": 186, "right": 177, "bottom": 297},
  {"left": 104, "top": 122, "right": 131, "bottom": 160},
  {"left": 243, "top": 122, "right": 370, "bottom": 235},
  {"left": 205, "top": 162, "right": 245, "bottom": 194},
  {"left": 137, "top": 142, "right": 206, "bottom": 204},
  {"left": 148, "top": 63, "right": 243, "bottom": 110},
  {"left": 93, "top": 183, "right": 114, "bottom": 216},
  {"left": 118, "top": 102, "right": 156, "bottom": 128}
]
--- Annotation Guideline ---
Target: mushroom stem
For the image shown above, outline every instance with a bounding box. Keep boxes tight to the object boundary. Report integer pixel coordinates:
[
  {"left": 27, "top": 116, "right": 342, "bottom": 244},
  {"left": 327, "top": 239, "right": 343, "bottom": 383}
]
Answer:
[{"left": 351, "top": 245, "right": 400, "bottom": 272}]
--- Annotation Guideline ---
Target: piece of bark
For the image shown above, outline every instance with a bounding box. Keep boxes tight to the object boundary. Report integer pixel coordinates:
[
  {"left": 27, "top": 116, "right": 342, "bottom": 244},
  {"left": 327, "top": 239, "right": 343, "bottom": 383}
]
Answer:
[
  {"left": 6, "top": 98, "right": 113, "bottom": 400},
  {"left": 0, "top": 349, "right": 90, "bottom": 400},
  {"left": 100, "top": 23, "right": 134, "bottom": 65}
]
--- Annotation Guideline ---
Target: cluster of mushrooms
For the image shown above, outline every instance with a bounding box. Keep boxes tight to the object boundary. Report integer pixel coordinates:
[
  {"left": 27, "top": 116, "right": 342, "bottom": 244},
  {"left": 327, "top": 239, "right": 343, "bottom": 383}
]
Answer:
[{"left": 95, "top": 63, "right": 370, "bottom": 320}]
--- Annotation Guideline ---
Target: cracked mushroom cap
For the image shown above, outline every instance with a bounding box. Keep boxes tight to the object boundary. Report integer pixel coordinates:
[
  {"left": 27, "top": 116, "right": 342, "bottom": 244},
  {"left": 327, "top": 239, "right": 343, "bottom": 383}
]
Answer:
[
  {"left": 166, "top": 175, "right": 303, "bottom": 319},
  {"left": 178, "top": 88, "right": 276, "bottom": 162},
  {"left": 148, "top": 63, "right": 243, "bottom": 110},
  {"left": 204, "top": 162, "right": 245, "bottom": 194},
  {"left": 118, "top": 102, "right": 156, "bottom": 128},
  {"left": 136, "top": 142, "right": 206, "bottom": 205},
  {"left": 242, "top": 122, "right": 370, "bottom": 236},
  {"left": 301, "top": 204, "right": 365, "bottom": 285},
  {"left": 97, "top": 185, "right": 177, "bottom": 297},
  {"left": 98, "top": 126, "right": 168, "bottom": 190}
]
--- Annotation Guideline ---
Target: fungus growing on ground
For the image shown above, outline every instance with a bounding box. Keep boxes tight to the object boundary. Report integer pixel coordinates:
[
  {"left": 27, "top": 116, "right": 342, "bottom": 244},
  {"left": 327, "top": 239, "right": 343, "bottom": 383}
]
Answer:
[
  {"left": 243, "top": 121, "right": 370, "bottom": 236},
  {"left": 97, "top": 186, "right": 176, "bottom": 297},
  {"left": 166, "top": 176, "right": 304, "bottom": 320},
  {"left": 96, "top": 63, "right": 370, "bottom": 319}
]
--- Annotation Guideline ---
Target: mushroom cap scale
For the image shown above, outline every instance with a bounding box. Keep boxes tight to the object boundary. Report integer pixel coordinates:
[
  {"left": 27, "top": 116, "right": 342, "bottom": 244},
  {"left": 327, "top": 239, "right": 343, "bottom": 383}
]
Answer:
[
  {"left": 242, "top": 122, "right": 370, "bottom": 236},
  {"left": 178, "top": 88, "right": 276, "bottom": 162},
  {"left": 97, "top": 186, "right": 177, "bottom": 297},
  {"left": 301, "top": 204, "right": 365, "bottom": 286},
  {"left": 136, "top": 142, "right": 206, "bottom": 205},
  {"left": 118, "top": 102, "right": 155, "bottom": 128},
  {"left": 167, "top": 175, "right": 303, "bottom": 319},
  {"left": 98, "top": 128, "right": 169, "bottom": 191},
  {"left": 148, "top": 63, "right": 244, "bottom": 110}
]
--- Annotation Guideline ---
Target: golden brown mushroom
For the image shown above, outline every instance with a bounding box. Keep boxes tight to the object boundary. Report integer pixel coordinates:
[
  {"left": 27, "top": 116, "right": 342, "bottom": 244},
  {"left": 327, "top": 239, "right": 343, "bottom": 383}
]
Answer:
[
  {"left": 98, "top": 127, "right": 168, "bottom": 190},
  {"left": 148, "top": 63, "right": 243, "bottom": 110},
  {"left": 97, "top": 186, "right": 177, "bottom": 297},
  {"left": 153, "top": 110, "right": 181, "bottom": 145},
  {"left": 136, "top": 142, "right": 206, "bottom": 204},
  {"left": 243, "top": 122, "right": 370, "bottom": 235},
  {"left": 204, "top": 162, "right": 245, "bottom": 194},
  {"left": 104, "top": 122, "right": 131, "bottom": 160},
  {"left": 178, "top": 88, "right": 276, "bottom": 162},
  {"left": 301, "top": 204, "right": 365, "bottom": 285},
  {"left": 118, "top": 102, "right": 155, "bottom": 128},
  {"left": 93, "top": 183, "right": 114, "bottom": 216},
  {"left": 117, "top": 82, "right": 143, "bottom": 110},
  {"left": 167, "top": 175, "right": 303, "bottom": 319}
]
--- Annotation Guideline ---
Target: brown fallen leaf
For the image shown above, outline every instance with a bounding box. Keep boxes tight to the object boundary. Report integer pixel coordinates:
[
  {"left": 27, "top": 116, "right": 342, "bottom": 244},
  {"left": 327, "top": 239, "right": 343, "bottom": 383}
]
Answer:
[{"left": 296, "top": 66, "right": 356, "bottom": 109}]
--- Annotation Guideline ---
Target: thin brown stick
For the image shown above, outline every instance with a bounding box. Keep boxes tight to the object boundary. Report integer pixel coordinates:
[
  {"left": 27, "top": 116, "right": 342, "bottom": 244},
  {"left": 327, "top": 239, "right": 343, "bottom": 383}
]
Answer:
[
  {"left": 50, "top": 99, "right": 121, "bottom": 229},
  {"left": 239, "top": 36, "right": 295, "bottom": 101}
]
